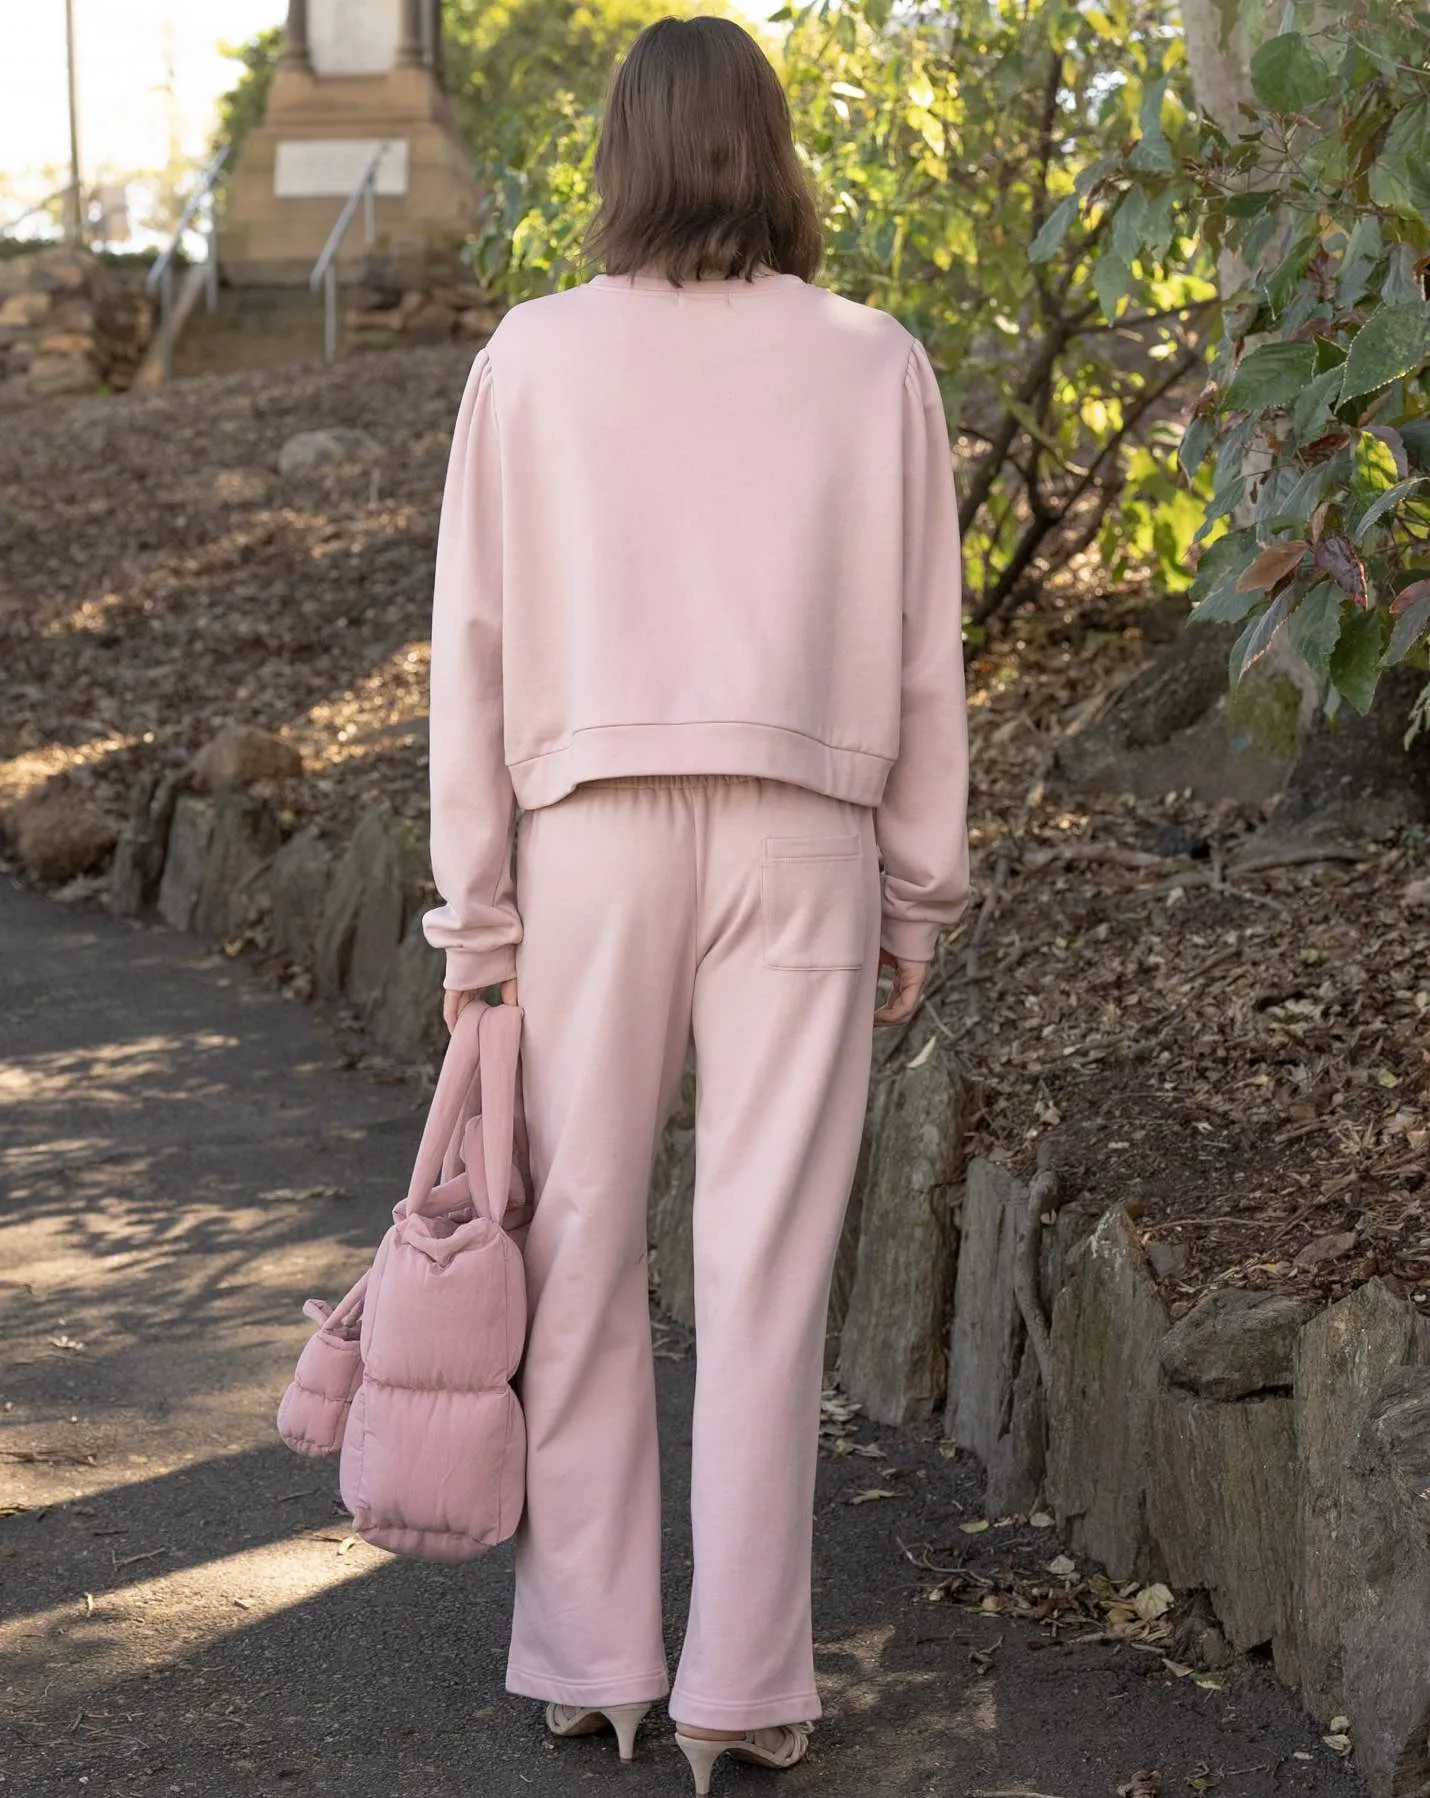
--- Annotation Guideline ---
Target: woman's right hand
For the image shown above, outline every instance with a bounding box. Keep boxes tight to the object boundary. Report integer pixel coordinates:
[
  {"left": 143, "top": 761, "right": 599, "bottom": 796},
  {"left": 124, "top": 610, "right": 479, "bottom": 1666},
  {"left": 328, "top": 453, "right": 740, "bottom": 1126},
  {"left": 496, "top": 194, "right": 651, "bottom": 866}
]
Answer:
[
  {"left": 873, "top": 953, "right": 928, "bottom": 1026},
  {"left": 442, "top": 978, "right": 518, "bottom": 1034}
]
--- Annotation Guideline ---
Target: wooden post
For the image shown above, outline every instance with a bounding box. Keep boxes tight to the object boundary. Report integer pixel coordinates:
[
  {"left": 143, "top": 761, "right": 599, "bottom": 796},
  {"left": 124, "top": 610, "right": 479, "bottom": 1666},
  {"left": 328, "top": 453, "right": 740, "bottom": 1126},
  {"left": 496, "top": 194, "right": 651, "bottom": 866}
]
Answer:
[{"left": 63, "top": 0, "right": 83, "bottom": 243}]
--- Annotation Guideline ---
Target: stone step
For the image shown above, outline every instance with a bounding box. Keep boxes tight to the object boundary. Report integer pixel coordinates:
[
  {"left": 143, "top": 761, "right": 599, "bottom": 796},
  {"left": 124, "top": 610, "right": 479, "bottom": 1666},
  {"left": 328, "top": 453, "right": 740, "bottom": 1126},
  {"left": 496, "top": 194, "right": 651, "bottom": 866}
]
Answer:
[{"left": 166, "top": 282, "right": 333, "bottom": 379}]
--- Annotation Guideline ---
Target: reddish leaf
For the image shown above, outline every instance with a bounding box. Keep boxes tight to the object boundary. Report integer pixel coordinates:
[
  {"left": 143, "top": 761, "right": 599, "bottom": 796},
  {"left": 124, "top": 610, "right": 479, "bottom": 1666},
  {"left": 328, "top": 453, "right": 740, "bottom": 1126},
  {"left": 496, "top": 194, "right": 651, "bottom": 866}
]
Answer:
[
  {"left": 1236, "top": 540, "right": 1309, "bottom": 593},
  {"left": 1289, "top": 314, "right": 1335, "bottom": 341},
  {"left": 1302, "top": 432, "right": 1351, "bottom": 463},
  {"left": 1392, "top": 579, "right": 1430, "bottom": 615},
  {"left": 1313, "top": 535, "right": 1369, "bottom": 605}
]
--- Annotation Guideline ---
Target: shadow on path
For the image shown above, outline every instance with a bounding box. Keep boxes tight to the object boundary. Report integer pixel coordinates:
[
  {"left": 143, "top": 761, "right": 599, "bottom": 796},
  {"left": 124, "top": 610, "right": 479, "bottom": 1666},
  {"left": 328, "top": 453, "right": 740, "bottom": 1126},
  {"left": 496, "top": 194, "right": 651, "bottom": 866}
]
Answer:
[{"left": 0, "top": 878, "right": 1365, "bottom": 1798}]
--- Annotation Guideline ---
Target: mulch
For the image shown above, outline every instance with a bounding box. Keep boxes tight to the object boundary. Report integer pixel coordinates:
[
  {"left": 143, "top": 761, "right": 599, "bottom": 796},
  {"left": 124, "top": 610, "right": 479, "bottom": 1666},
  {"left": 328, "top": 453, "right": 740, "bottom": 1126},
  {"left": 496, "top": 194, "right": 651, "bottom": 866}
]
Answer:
[{"left": 1, "top": 344, "right": 1426, "bottom": 1317}]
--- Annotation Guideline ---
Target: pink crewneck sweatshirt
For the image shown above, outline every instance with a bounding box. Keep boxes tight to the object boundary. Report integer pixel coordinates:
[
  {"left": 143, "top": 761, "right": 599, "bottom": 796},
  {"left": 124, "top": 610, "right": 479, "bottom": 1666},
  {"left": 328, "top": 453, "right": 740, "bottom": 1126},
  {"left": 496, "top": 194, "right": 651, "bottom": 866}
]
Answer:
[{"left": 423, "top": 270, "right": 970, "bottom": 990}]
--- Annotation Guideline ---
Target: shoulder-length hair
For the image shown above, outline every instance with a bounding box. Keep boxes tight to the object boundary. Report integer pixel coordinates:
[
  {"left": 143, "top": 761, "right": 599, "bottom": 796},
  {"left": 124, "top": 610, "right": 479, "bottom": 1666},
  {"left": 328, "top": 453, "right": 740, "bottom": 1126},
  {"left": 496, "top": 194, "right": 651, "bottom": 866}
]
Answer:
[{"left": 586, "top": 16, "right": 822, "bottom": 285}]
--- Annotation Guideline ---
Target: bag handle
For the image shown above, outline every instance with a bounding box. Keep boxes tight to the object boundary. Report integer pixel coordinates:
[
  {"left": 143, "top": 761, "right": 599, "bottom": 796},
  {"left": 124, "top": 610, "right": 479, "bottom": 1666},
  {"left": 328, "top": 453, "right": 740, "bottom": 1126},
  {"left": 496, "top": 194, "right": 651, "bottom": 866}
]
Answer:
[
  {"left": 440, "top": 1066, "right": 482, "bottom": 1186},
  {"left": 475, "top": 1002, "right": 523, "bottom": 1227},
  {"left": 303, "top": 1267, "right": 369, "bottom": 1330},
  {"left": 405, "top": 999, "right": 487, "bottom": 1210}
]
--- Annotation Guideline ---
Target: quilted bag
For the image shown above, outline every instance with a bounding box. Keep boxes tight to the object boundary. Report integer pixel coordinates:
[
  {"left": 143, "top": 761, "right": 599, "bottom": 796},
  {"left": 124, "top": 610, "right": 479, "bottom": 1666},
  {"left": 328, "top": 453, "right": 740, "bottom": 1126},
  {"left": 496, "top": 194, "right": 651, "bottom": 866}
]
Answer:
[{"left": 277, "top": 1000, "right": 531, "bottom": 1562}]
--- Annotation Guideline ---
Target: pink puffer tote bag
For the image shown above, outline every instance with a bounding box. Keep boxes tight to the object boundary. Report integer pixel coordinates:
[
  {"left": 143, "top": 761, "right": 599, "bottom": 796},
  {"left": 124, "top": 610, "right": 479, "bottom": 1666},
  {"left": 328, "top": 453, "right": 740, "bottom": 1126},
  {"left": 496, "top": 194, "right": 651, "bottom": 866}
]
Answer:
[{"left": 277, "top": 1000, "right": 531, "bottom": 1563}]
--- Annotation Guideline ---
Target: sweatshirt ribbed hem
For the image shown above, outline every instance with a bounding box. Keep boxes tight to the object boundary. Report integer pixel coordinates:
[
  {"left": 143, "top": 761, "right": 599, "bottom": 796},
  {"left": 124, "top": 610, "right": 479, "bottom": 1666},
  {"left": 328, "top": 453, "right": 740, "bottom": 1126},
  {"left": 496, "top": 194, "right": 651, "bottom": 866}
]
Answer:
[{"left": 509, "top": 723, "right": 890, "bottom": 811}]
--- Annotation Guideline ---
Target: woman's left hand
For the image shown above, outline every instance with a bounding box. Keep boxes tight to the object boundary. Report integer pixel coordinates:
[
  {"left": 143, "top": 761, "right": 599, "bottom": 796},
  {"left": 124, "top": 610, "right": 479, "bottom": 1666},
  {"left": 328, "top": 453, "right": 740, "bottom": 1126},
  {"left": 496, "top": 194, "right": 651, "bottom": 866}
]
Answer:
[{"left": 443, "top": 978, "right": 518, "bottom": 1033}]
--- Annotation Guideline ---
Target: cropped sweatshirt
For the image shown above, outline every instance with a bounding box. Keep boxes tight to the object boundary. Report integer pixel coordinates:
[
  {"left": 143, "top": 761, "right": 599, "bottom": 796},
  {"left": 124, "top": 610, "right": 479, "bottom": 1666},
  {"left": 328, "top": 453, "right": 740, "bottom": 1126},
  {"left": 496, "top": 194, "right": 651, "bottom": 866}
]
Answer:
[{"left": 423, "top": 269, "right": 970, "bottom": 991}]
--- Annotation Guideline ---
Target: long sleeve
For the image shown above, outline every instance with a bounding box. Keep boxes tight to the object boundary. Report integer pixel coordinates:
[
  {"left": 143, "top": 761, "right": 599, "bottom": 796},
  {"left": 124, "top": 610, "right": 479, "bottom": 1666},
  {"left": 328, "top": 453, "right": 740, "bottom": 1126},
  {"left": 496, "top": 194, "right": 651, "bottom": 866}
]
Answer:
[
  {"left": 422, "top": 349, "right": 522, "bottom": 990},
  {"left": 875, "top": 341, "right": 971, "bottom": 962}
]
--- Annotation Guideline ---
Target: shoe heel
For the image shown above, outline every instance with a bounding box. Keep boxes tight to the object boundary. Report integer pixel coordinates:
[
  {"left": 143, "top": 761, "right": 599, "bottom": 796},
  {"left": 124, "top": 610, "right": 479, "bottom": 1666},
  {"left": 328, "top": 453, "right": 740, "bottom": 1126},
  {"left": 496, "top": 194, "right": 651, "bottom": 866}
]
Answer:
[
  {"left": 605, "top": 1702, "right": 651, "bottom": 1762},
  {"left": 674, "top": 1733, "right": 729, "bottom": 1797}
]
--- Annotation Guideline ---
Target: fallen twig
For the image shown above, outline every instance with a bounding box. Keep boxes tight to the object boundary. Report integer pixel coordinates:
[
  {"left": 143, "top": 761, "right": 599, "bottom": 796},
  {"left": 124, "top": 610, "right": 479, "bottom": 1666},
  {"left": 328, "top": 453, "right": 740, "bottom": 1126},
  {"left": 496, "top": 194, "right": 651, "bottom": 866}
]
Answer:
[
  {"left": 112, "top": 1546, "right": 170, "bottom": 1571},
  {"left": 1227, "top": 843, "right": 1370, "bottom": 875},
  {"left": 1022, "top": 842, "right": 1171, "bottom": 872}
]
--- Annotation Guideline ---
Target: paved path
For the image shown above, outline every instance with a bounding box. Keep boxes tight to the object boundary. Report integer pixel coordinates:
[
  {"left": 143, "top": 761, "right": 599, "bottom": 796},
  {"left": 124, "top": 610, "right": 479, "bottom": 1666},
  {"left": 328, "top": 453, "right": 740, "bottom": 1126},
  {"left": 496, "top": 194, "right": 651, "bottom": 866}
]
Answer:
[{"left": 0, "top": 877, "right": 1366, "bottom": 1798}]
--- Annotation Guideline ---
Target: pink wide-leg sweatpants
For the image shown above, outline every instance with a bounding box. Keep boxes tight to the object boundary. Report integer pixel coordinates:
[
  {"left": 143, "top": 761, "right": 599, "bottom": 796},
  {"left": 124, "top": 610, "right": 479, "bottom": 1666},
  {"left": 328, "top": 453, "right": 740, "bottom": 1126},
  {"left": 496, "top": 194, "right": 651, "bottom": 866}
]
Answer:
[{"left": 505, "top": 775, "right": 881, "bottom": 1731}]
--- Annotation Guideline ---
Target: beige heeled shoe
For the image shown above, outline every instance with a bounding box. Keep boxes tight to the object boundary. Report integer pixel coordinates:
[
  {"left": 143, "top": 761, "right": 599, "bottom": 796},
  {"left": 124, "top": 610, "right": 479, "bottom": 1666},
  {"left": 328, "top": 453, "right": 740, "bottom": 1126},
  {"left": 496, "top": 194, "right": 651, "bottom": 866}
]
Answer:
[
  {"left": 545, "top": 1700, "right": 651, "bottom": 1760},
  {"left": 673, "top": 1723, "right": 811, "bottom": 1795}
]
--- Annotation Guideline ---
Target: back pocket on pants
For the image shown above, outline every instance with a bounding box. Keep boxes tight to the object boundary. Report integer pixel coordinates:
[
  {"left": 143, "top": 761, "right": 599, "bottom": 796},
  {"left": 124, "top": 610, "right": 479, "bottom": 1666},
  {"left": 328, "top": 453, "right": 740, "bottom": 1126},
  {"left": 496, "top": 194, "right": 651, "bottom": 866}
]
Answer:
[{"left": 761, "top": 835, "right": 868, "bottom": 971}]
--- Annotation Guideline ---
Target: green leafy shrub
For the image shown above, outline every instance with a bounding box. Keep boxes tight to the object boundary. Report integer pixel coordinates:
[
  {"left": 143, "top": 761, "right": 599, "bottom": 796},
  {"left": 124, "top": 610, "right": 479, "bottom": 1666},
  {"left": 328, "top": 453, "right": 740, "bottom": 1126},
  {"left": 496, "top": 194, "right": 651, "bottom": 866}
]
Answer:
[{"left": 1071, "top": 0, "right": 1430, "bottom": 725}]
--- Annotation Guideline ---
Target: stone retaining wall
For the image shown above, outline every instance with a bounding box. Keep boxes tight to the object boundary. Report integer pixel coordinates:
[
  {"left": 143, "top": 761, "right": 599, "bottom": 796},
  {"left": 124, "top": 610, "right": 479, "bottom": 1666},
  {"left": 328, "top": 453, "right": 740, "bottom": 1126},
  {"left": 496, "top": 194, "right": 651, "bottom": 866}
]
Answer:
[
  {"left": 947, "top": 1163, "right": 1430, "bottom": 1797},
  {"left": 343, "top": 239, "right": 501, "bottom": 350},
  {"left": 0, "top": 246, "right": 153, "bottom": 406}
]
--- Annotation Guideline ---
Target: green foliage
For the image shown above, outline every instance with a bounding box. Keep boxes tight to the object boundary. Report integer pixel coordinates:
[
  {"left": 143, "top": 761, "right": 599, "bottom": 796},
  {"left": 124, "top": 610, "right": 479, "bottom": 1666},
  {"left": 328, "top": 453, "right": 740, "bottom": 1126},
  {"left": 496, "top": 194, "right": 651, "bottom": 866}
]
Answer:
[
  {"left": 450, "top": 0, "right": 677, "bottom": 295},
  {"left": 777, "top": 0, "right": 1211, "bottom": 621},
  {"left": 213, "top": 27, "right": 283, "bottom": 171},
  {"left": 1095, "top": 0, "right": 1430, "bottom": 721}
]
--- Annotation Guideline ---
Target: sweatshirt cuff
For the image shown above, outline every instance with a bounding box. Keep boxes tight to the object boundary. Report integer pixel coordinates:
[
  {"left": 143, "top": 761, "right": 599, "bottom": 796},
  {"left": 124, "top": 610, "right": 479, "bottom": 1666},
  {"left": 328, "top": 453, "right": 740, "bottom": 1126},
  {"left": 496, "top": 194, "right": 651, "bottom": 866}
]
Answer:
[
  {"left": 443, "top": 944, "right": 519, "bottom": 991},
  {"left": 879, "top": 916, "right": 942, "bottom": 963}
]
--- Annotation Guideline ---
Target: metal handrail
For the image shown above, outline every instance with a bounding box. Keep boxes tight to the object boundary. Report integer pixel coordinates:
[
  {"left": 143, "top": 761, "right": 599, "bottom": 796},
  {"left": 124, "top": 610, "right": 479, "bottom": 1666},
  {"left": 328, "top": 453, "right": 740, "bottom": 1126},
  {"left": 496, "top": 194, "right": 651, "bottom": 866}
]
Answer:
[
  {"left": 145, "top": 146, "right": 230, "bottom": 384},
  {"left": 309, "top": 146, "right": 386, "bottom": 362}
]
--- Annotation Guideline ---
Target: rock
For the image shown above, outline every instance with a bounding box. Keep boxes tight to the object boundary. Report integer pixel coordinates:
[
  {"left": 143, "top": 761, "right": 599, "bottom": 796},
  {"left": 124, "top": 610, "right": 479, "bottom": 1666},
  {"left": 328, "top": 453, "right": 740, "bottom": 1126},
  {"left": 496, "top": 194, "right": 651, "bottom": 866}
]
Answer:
[
  {"left": 1294, "top": 1229, "right": 1359, "bottom": 1269},
  {"left": 1272, "top": 666, "right": 1430, "bottom": 838},
  {"left": 1056, "top": 623, "right": 1306, "bottom": 807},
  {"left": 192, "top": 721, "right": 302, "bottom": 790},
  {"left": 344, "top": 306, "right": 408, "bottom": 334},
  {"left": 157, "top": 796, "right": 215, "bottom": 931},
  {"left": 1405, "top": 876, "right": 1430, "bottom": 911},
  {"left": 1339, "top": 1365, "right": 1430, "bottom": 1796},
  {"left": 647, "top": 1047, "right": 698, "bottom": 1328},
  {"left": 1046, "top": 1208, "right": 1169, "bottom": 1581},
  {"left": 1147, "top": 1387, "right": 1299, "bottom": 1664},
  {"left": 29, "top": 247, "right": 89, "bottom": 292},
  {"left": 369, "top": 919, "right": 446, "bottom": 1064},
  {"left": 190, "top": 789, "right": 281, "bottom": 937},
  {"left": 1160, "top": 1289, "right": 1315, "bottom": 1401},
  {"left": 6, "top": 787, "right": 116, "bottom": 884},
  {"left": 947, "top": 1160, "right": 1027, "bottom": 1469},
  {"left": 26, "top": 350, "right": 94, "bottom": 396},
  {"left": 1146, "top": 1239, "right": 1188, "bottom": 1282},
  {"left": 1293, "top": 1279, "right": 1430, "bottom": 1724},
  {"left": 944, "top": 1160, "right": 1095, "bottom": 1516},
  {"left": 1149, "top": 823, "right": 1210, "bottom": 860},
  {"left": 157, "top": 790, "right": 279, "bottom": 937},
  {"left": 314, "top": 805, "right": 425, "bottom": 1005},
  {"left": 109, "top": 768, "right": 187, "bottom": 917},
  {"left": 1194, "top": 1622, "right": 1233, "bottom": 1670},
  {"left": 277, "top": 428, "right": 380, "bottom": 479},
  {"left": 37, "top": 331, "right": 95, "bottom": 356},
  {"left": 402, "top": 300, "right": 457, "bottom": 342},
  {"left": 0, "top": 291, "right": 50, "bottom": 328},
  {"left": 269, "top": 829, "right": 331, "bottom": 965},
  {"left": 837, "top": 1041, "right": 967, "bottom": 1425}
]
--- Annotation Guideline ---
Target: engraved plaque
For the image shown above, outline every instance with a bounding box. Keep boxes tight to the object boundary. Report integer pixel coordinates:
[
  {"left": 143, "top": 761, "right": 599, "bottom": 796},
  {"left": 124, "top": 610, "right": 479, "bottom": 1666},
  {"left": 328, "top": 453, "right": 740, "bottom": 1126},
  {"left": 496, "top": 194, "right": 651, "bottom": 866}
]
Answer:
[
  {"left": 309, "top": 0, "right": 400, "bottom": 76},
  {"left": 274, "top": 139, "right": 411, "bottom": 197}
]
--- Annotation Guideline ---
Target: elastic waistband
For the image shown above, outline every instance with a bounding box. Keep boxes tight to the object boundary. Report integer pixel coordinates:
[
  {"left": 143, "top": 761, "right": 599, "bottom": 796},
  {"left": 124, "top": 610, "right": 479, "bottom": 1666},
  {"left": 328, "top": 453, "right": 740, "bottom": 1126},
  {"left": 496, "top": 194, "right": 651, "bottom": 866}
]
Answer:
[{"left": 576, "top": 774, "right": 761, "bottom": 791}]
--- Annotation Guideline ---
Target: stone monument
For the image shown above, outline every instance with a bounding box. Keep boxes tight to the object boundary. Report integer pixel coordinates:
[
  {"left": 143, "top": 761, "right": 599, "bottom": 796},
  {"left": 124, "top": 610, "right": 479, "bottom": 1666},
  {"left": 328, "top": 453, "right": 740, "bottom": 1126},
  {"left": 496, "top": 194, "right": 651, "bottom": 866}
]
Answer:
[{"left": 221, "top": 0, "right": 475, "bottom": 285}]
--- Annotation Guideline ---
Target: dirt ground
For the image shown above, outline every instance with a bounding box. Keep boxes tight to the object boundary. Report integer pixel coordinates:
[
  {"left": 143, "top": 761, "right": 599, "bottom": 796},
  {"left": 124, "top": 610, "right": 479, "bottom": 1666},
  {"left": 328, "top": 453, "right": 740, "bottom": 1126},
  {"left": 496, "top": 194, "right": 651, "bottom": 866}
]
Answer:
[
  {"left": 1, "top": 345, "right": 1426, "bottom": 1319},
  {"left": 0, "top": 875, "right": 1370, "bottom": 1798}
]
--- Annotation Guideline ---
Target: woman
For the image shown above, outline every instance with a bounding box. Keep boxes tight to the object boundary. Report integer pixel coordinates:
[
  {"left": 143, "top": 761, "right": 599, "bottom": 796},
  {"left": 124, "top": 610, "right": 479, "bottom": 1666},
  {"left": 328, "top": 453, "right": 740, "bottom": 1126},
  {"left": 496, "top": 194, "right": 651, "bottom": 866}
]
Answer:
[{"left": 422, "top": 15, "right": 969, "bottom": 1792}]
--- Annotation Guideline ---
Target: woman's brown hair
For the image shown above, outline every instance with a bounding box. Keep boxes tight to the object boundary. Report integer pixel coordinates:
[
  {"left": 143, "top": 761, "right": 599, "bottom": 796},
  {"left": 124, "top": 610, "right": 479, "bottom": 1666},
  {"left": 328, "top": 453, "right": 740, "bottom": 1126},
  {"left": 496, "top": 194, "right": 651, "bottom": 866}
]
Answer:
[{"left": 587, "top": 16, "right": 821, "bottom": 285}]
